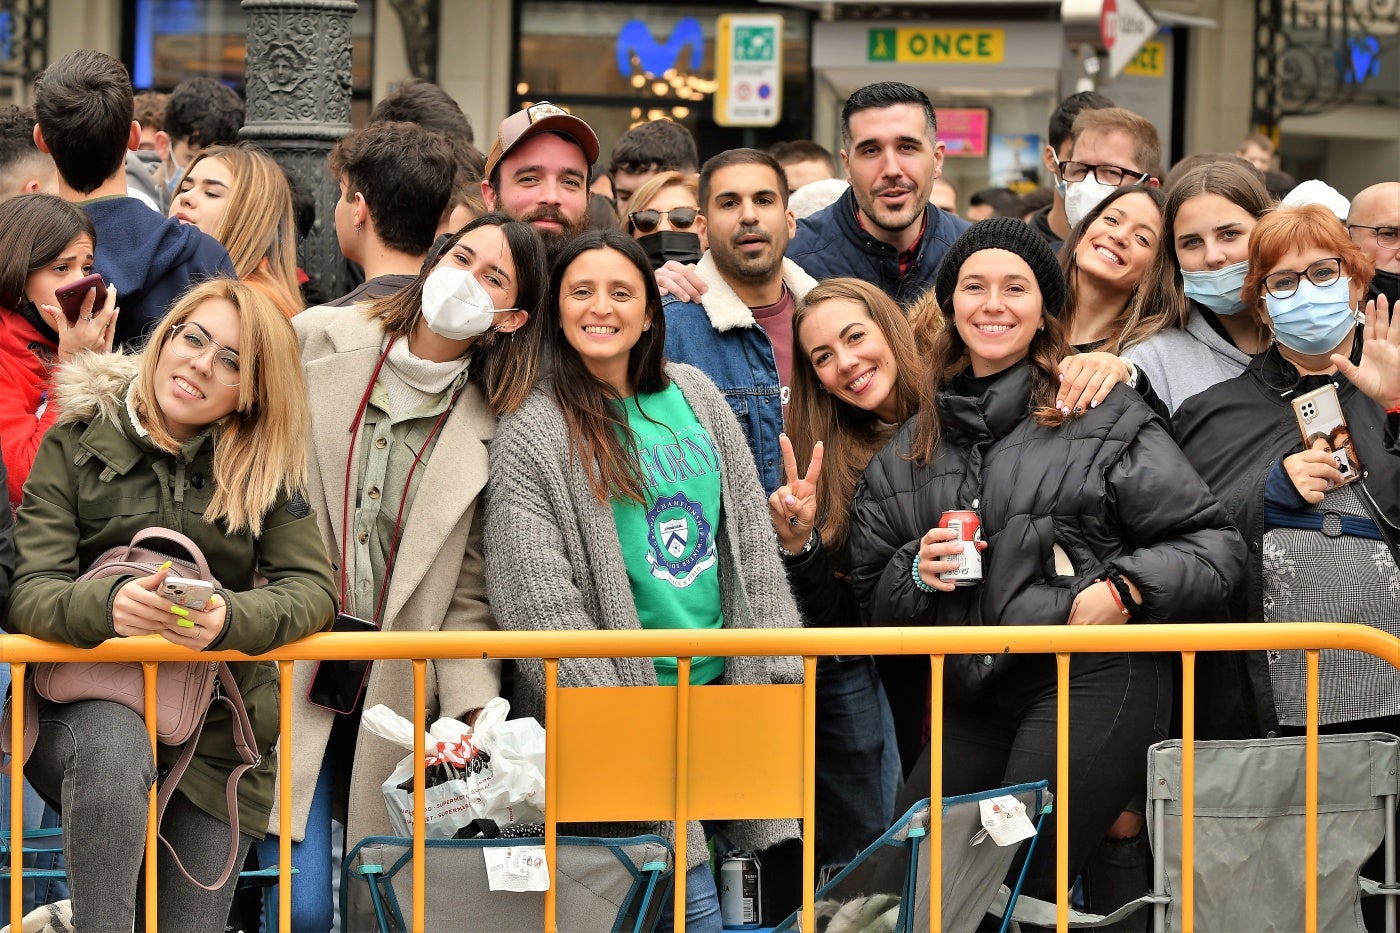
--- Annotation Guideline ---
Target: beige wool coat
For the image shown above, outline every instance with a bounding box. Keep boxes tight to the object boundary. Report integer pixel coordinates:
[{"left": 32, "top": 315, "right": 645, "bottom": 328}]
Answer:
[{"left": 267, "top": 304, "right": 502, "bottom": 845}]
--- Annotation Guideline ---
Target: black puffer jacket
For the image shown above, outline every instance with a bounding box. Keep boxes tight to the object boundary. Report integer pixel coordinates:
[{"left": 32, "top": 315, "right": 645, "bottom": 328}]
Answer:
[
  {"left": 1174, "top": 340, "right": 1400, "bottom": 739},
  {"left": 850, "top": 362, "right": 1244, "bottom": 751}
]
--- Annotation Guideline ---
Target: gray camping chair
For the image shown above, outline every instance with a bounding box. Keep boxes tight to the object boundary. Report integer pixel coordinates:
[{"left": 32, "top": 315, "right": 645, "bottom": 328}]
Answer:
[{"left": 1148, "top": 733, "right": 1400, "bottom": 933}]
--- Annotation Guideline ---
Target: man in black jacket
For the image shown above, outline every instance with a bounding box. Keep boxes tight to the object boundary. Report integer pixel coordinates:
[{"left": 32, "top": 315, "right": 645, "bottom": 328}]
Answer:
[{"left": 785, "top": 82, "right": 968, "bottom": 309}]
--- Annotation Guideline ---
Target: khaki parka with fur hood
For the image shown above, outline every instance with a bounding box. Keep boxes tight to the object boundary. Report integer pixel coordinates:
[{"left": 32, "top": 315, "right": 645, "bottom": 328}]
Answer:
[{"left": 6, "top": 352, "right": 336, "bottom": 834}]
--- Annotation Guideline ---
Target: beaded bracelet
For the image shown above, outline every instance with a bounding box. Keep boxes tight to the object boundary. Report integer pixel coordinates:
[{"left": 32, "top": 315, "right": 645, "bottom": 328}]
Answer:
[{"left": 911, "top": 554, "right": 938, "bottom": 594}]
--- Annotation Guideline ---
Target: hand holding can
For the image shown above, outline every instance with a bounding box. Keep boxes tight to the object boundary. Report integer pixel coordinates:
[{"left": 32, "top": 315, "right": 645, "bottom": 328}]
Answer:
[{"left": 937, "top": 510, "right": 983, "bottom": 586}]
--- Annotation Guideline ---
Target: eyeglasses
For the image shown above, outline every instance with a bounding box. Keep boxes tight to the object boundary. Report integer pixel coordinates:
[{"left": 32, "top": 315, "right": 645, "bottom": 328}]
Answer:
[
  {"left": 1262, "top": 257, "right": 1344, "bottom": 299},
  {"left": 628, "top": 207, "right": 699, "bottom": 234},
  {"left": 1057, "top": 160, "right": 1152, "bottom": 187},
  {"left": 1348, "top": 224, "right": 1399, "bottom": 249},
  {"left": 170, "top": 322, "right": 241, "bottom": 386}
]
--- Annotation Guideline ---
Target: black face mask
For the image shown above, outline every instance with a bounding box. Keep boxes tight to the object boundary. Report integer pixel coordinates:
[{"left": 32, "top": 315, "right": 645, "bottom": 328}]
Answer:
[
  {"left": 1369, "top": 268, "right": 1400, "bottom": 307},
  {"left": 638, "top": 231, "right": 703, "bottom": 268}
]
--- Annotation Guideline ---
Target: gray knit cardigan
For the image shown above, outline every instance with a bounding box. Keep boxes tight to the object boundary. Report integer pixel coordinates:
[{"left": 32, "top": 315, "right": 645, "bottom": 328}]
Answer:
[{"left": 483, "top": 362, "right": 803, "bottom": 869}]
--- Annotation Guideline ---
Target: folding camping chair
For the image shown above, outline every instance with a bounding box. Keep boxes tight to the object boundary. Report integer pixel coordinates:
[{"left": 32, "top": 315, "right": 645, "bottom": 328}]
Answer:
[
  {"left": 771, "top": 780, "right": 1053, "bottom": 933},
  {"left": 1147, "top": 733, "right": 1400, "bottom": 933}
]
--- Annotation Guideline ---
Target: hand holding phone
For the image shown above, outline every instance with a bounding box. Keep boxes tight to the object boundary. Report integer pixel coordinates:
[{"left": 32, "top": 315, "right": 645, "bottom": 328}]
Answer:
[
  {"left": 1291, "top": 384, "right": 1361, "bottom": 490},
  {"left": 54, "top": 273, "right": 110, "bottom": 326},
  {"left": 158, "top": 576, "right": 216, "bottom": 612}
]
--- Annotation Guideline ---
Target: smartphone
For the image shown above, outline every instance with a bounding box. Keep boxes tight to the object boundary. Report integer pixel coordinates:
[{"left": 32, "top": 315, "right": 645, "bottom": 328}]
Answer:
[
  {"left": 307, "top": 613, "right": 380, "bottom": 715},
  {"left": 158, "top": 576, "right": 216, "bottom": 611},
  {"left": 54, "top": 273, "right": 110, "bottom": 326},
  {"left": 1292, "top": 384, "right": 1362, "bottom": 488}
]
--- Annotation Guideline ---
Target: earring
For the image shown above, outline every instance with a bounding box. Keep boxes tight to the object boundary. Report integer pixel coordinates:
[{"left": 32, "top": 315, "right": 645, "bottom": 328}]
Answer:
[
  {"left": 643, "top": 322, "right": 651, "bottom": 331},
  {"left": 354, "top": 222, "right": 362, "bottom": 233}
]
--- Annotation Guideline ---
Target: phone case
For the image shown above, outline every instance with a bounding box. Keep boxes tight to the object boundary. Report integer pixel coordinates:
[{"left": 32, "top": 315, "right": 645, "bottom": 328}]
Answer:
[
  {"left": 1291, "top": 384, "right": 1361, "bottom": 487},
  {"left": 54, "top": 274, "right": 109, "bottom": 324},
  {"left": 159, "top": 577, "right": 214, "bottom": 611}
]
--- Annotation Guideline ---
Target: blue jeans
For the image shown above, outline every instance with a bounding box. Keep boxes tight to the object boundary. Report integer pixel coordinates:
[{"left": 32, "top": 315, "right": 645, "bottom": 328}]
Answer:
[
  {"left": 254, "top": 756, "right": 335, "bottom": 932},
  {"left": 814, "top": 656, "right": 893, "bottom": 870},
  {"left": 0, "top": 664, "right": 67, "bottom": 921},
  {"left": 655, "top": 861, "right": 722, "bottom": 933}
]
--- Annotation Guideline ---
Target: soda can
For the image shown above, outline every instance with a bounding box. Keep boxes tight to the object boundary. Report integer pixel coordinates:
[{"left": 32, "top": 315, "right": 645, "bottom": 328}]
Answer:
[
  {"left": 938, "top": 510, "right": 983, "bottom": 585},
  {"left": 719, "top": 855, "right": 762, "bottom": 929}
]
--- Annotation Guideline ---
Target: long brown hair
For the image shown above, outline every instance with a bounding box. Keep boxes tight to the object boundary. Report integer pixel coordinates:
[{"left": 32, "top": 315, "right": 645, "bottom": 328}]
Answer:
[
  {"left": 365, "top": 212, "right": 549, "bottom": 415},
  {"left": 180, "top": 144, "right": 303, "bottom": 318},
  {"left": 131, "top": 278, "right": 308, "bottom": 536},
  {"left": 790, "top": 279, "right": 923, "bottom": 549},
  {"left": 545, "top": 230, "right": 668, "bottom": 504},
  {"left": 1059, "top": 183, "right": 1166, "bottom": 352},
  {"left": 912, "top": 256, "right": 1070, "bottom": 465}
]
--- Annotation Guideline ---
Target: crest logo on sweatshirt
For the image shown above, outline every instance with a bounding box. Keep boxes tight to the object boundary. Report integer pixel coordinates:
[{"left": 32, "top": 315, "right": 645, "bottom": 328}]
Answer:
[{"left": 644, "top": 492, "right": 717, "bottom": 587}]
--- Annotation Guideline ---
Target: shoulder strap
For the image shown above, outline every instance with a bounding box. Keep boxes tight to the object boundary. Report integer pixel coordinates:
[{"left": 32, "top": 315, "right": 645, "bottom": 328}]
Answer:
[{"left": 155, "top": 663, "right": 259, "bottom": 891}]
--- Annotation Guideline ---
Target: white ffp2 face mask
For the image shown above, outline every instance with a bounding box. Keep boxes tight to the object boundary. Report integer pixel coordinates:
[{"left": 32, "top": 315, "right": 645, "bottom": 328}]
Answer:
[
  {"left": 1064, "top": 176, "right": 1118, "bottom": 228},
  {"left": 420, "top": 266, "right": 500, "bottom": 340}
]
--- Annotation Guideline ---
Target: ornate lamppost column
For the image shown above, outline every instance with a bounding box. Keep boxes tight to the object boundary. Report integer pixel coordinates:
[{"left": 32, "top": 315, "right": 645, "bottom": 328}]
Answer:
[{"left": 241, "top": 0, "right": 357, "bottom": 302}]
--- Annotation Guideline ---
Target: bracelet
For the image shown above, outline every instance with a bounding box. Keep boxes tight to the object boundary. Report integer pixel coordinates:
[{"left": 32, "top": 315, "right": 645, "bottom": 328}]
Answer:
[
  {"left": 911, "top": 554, "right": 938, "bottom": 594},
  {"left": 1103, "top": 579, "right": 1130, "bottom": 617},
  {"left": 1105, "top": 567, "right": 1143, "bottom": 618},
  {"left": 779, "top": 529, "right": 819, "bottom": 558}
]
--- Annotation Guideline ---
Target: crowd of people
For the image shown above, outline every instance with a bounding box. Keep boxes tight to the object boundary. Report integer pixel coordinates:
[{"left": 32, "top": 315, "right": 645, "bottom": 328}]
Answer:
[{"left": 0, "top": 48, "right": 1395, "bottom": 932}]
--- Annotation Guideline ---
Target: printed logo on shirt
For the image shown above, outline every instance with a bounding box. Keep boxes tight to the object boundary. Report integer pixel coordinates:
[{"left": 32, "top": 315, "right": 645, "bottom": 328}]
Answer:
[{"left": 644, "top": 492, "right": 717, "bottom": 588}]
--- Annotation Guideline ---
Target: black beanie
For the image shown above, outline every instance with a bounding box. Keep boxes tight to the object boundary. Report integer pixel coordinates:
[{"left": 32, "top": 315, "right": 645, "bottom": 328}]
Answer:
[{"left": 934, "top": 217, "right": 1067, "bottom": 318}]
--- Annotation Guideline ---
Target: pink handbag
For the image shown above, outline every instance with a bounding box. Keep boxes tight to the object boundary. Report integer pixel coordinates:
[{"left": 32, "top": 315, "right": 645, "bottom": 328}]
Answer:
[{"left": 2, "top": 527, "right": 259, "bottom": 891}]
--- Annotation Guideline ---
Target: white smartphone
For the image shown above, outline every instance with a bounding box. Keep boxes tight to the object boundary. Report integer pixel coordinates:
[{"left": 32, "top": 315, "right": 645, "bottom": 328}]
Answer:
[
  {"left": 159, "top": 576, "right": 216, "bottom": 611},
  {"left": 1291, "top": 384, "right": 1361, "bottom": 488}
]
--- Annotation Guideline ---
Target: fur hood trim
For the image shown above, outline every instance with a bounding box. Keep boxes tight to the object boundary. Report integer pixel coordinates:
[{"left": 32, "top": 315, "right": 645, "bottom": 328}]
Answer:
[
  {"left": 696, "top": 253, "right": 818, "bottom": 332},
  {"left": 53, "top": 351, "right": 138, "bottom": 427}
]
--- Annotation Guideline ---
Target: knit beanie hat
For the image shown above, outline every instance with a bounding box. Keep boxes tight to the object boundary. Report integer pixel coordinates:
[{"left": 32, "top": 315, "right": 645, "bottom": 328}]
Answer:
[{"left": 934, "top": 217, "right": 1067, "bottom": 318}]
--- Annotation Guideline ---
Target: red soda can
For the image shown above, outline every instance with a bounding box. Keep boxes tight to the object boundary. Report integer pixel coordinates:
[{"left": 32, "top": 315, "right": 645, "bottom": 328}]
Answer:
[{"left": 938, "top": 510, "right": 982, "bottom": 585}]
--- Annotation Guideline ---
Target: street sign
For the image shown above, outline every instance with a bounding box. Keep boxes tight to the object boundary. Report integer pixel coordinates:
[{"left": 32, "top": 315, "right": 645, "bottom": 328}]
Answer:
[
  {"left": 715, "top": 13, "right": 784, "bottom": 128},
  {"left": 1099, "top": 0, "right": 1156, "bottom": 78}
]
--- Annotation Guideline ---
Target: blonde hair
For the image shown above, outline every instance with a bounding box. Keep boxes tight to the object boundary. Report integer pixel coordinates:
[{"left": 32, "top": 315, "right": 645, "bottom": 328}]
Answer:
[
  {"left": 131, "top": 278, "right": 309, "bottom": 536},
  {"left": 182, "top": 144, "right": 303, "bottom": 318},
  {"left": 789, "top": 278, "right": 924, "bottom": 549},
  {"left": 624, "top": 170, "right": 699, "bottom": 233}
]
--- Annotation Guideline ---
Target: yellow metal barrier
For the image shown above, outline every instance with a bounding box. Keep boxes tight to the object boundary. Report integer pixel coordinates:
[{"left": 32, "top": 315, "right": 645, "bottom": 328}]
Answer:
[{"left": 3, "top": 622, "right": 1398, "bottom": 933}]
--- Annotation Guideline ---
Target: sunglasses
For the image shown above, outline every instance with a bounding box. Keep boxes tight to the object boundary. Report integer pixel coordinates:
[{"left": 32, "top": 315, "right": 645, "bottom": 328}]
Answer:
[{"left": 629, "top": 207, "right": 699, "bottom": 234}]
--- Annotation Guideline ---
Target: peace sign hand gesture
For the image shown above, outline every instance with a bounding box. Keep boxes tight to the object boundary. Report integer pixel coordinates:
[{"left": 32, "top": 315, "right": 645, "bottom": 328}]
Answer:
[
  {"left": 768, "top": 433, "right": 824, "bottom": 553},
  {"left": 1333, "top": 294, "right": 1400, "bottom": 411}
]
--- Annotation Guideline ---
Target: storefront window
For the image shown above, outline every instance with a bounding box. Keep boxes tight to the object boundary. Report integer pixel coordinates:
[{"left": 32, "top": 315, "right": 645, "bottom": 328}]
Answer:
[
  {"left": 127, "top": 0, "right": 374, "bottom": 119},
  {"left": 517, "top": 2, "right": 810, "bottom": 162}
]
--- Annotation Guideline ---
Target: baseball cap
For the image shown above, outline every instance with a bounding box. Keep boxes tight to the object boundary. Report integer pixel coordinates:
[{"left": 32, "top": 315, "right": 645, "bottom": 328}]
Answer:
[{"left": 484, "top": 102, "right": 600, "bottom": 180}]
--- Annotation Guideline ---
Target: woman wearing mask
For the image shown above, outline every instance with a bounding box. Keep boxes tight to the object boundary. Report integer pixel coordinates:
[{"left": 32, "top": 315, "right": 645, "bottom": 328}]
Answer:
[
  {"left": 259, "top": 212, "right": 548, "bottom": 931},
  {"left": 7, "top": 279, "right": 337, "bottom": 930},
  {"left": 484, "top": 230, "right": 802, "bottom": 932},
  {"left": 1122, "top": 160, "right": 1274, "bottom": 413},
  {"left": 849, "top": 218, "right": 1243, "bottom": 906},
  {"left": 1175, "top": 204, "right": 1399, "bottom": 742},
  {"left": 624, "top": 170, "right": 705, "bottom": 268},
  {"left": 171, "top": 143, "right": 303, "bottom": 318},
  {"left": 0, "top": 194, "right": 118, "bottom": 505}
]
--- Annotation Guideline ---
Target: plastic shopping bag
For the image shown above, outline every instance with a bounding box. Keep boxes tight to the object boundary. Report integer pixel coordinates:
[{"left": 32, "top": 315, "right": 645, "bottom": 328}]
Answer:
[{"left": 362, "top": 697, "right": 546, "bottom": 839}]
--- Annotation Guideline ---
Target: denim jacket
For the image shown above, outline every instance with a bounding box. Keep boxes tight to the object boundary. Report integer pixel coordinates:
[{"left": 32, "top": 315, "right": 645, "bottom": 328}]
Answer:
[{"left": 661, "top": 253, "right": 817, "bottom": 495}]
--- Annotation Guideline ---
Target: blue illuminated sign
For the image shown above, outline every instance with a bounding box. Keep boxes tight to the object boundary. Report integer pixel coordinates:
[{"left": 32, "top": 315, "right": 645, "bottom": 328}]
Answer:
[{"left": 616, "top": 18, "right": 704, "bottom": 79}]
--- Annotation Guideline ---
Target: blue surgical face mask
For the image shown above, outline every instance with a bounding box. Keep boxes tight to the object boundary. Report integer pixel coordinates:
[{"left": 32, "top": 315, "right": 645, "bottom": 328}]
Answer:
[
  {"left": 1265, "top": 275, "right": 1358, "bottom": 356},
  {"left": 1181, "top": 260, "right": 1250, "bottom": 316}
]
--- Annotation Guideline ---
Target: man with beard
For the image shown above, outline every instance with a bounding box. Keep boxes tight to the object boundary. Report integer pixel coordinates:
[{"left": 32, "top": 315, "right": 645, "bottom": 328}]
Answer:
[
  {"left": 481, "top": 101, "right": 598, "bottom": 257},
  {"left": 786, "top": 82, "right": 968, "bottom": 308},
  {"left": 1347, "top": 181, "right": 1399, "bottom": 307},
  {"left": 662, "top": 150, "right": 893, "bottom": 880}
]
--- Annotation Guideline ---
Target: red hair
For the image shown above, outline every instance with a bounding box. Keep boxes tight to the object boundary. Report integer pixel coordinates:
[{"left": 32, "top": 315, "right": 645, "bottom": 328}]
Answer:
[{"left": 1243, "top": 204, "right": 1375, "bottom": 307}]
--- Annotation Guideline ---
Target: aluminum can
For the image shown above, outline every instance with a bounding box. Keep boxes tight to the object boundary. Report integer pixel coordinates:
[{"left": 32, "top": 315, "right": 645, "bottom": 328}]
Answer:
[
  {"left": 719, "top": 855, "right": 762, "bottom": 929},
  {"left": 938, "top": 510, "right": 983, "bottom": 585}
]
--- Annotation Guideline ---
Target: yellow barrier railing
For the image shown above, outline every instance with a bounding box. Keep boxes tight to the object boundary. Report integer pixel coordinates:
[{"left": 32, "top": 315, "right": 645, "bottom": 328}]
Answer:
[{"left": 3, "top": 622, "right": 1398, "bottom": 933}]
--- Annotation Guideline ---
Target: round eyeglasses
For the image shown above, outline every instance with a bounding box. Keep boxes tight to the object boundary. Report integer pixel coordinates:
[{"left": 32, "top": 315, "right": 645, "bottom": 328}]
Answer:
[
  {"left": 629, "top": 207, "right": 699, "bottom": 234},
  {"left": 170, "top": 322, "right": 241, "bottom": 387},
  {"left": 1262, "top": 257, "right": 1343, "bottom": 300}
]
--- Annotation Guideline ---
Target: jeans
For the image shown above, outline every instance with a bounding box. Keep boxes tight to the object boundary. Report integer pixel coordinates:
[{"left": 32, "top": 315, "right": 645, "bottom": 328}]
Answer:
[
  {"left": 254, "top": 755, "right": 336, "bottom": 932},
  {"left": 897, "top": 652, "right": 1171, "bottom": 903},
  {"left": 0, "top": 664, "right": 66, "bottom": 921},
  {"left": 654, "top": 861, "right": 723, "bottom": 933},
  {"left": 24, "top": 697, "right": 253, "bottom": 932},
  {"left": 814, "top": 656, "right": 893, "bottom": 870}
]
